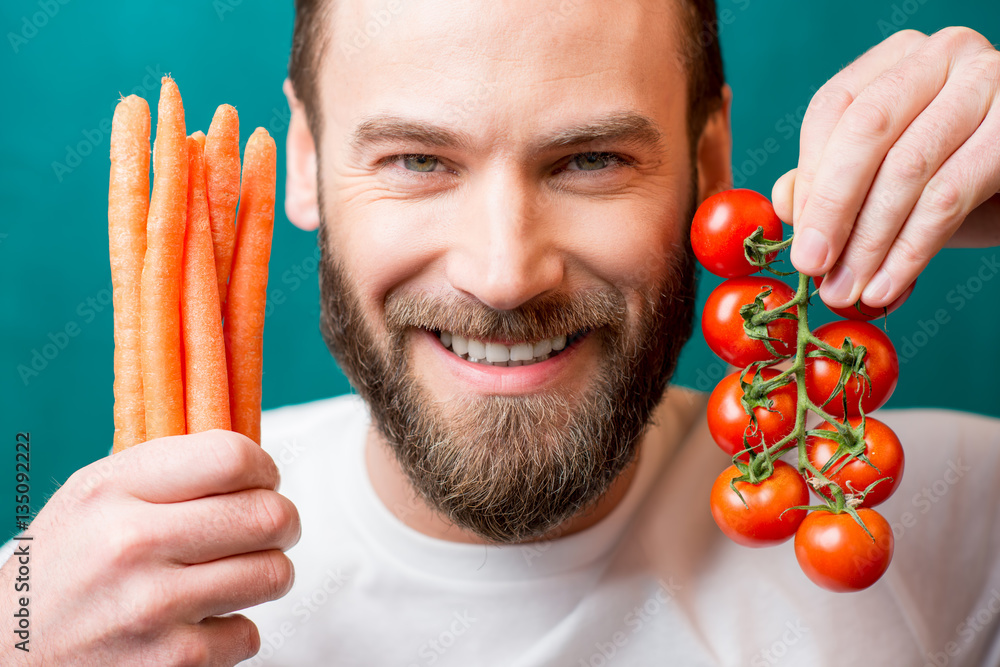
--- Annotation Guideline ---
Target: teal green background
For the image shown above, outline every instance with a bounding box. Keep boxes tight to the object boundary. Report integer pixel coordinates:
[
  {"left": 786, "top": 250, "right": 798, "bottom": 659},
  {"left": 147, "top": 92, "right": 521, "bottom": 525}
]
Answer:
[{"left": 2, "top": 1, "right": 998, "bottom": 543}]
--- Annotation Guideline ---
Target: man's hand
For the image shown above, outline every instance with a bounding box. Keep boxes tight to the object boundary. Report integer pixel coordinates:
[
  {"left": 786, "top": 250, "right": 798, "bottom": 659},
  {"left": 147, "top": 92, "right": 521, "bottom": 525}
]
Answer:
[
  {"left": 771, "top": 27, "right": 1000, "bottom": 309},
  {"left": 0, "top": 430, "right": 300, "bottom": 665}
]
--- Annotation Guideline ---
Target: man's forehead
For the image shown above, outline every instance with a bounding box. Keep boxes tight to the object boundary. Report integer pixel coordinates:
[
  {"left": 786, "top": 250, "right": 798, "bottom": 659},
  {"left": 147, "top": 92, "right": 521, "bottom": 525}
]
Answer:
[
  {"left": 320, "top": 0, "right": 689, "bottom": 146},
  {"left": 328, "top": 0, "right": 685, "bottom": 55}
]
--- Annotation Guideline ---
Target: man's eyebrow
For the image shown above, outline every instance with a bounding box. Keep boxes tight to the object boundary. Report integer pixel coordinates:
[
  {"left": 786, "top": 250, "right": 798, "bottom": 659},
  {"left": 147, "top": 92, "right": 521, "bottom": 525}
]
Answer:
[
  {"left": 349, "top": 115, "right": 476, "bottom": 154},
  {"left": 347, "top": 111, "right": 665, "bottom": 156},
  {"left": 533, "top": 112, "right": 665, "bottom": 156}
]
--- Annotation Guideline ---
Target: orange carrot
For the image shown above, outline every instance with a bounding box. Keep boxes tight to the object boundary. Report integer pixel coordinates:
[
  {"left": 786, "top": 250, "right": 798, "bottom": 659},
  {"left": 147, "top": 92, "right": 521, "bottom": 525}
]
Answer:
[
  {"left": 204, "top": 105, "right": 240, "bottom": 312},
  {"left": 141, "top": 76, "right": 188, "bottom": 440},
  {"left": 224, "top": 128, "right": 276, "bottom": 445},
  {"left": 190, "top": 130, "right": 206, "bottom": 150},
  {"left": 109, "top": 95, "right": 150, "bottom": 454},
  {"left": 182, "top": 136, "right": 231, "bottom": 434}
]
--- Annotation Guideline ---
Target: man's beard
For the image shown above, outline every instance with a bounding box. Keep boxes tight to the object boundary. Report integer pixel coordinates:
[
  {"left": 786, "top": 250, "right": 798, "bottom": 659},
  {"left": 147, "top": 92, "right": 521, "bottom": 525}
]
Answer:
[{"left": 317, "top": 203, "right": 697, "bottom": 545}]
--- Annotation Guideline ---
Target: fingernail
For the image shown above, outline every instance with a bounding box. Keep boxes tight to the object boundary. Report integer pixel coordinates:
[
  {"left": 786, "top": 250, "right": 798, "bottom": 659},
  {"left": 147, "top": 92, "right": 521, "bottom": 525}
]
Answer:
[
  {"left": 793, "top": 228, "right": 830, "bottom": 273},
  {"left": 823, "top": 264, "right": 854, "bottom": 304},
  {"left": 862, "top": 269, "right": 892, "bottom": 305}
]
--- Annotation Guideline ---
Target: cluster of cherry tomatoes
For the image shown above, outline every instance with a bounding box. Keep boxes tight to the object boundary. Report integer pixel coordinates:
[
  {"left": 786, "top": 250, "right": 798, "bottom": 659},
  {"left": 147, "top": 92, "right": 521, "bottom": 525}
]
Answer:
[{"left": 691, "top": 189, "right": 908, "bottom": 592}]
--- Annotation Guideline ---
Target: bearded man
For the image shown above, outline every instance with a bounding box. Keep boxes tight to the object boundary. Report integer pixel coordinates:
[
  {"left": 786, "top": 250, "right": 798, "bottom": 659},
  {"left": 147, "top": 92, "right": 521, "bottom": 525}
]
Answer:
[{"left": 3, "top": 1, "right": 999, "bottom": 665}]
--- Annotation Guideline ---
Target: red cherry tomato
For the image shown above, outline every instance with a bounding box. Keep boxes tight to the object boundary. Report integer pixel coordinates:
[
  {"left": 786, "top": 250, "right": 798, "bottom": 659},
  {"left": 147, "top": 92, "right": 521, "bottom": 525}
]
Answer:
[
  {"left": 707, "top": 369, "right": 798, "bottom": 457},
  {"left": 805, "top": 320, "right": 899, "bottom": 417},
  {"left": 794, "top": 509, "right": 894, "bottom": 592},
  {"left": 806, "top": 417, "right": 904, "bottom": 507},
  {"left": 710, "top": 461, "right": 809, "bottom": 548},
  {"left": 691, "top": 189, "right": 784, "bottom": 277},
  {"left": 702, "top": 277, "right": 797, "bottom": 367},
  {"left": 814, "top": 275, "right": 917, "bottom": 321}
]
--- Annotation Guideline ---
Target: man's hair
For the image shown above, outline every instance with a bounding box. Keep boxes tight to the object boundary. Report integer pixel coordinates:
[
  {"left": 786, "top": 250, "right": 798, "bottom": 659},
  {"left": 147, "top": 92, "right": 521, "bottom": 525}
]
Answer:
[{"left": 288, "top": 0, "right": 725, "bottom": 148}]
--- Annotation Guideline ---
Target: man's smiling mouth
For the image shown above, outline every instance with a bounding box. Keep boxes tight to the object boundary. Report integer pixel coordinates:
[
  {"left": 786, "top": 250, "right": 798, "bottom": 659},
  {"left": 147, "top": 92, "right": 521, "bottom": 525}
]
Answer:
[{"left": 427, "top": 328, "right": 591, "bottom": 367}]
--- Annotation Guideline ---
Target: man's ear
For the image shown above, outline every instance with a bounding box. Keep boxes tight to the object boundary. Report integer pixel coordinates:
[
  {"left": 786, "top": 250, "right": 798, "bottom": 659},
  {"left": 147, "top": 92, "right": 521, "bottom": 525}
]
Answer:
[
  {"left": 283, "top": 78, "right": 321, "bottom": 231},
  {"left": 695, "top": 83, "right": 733, "bottom": 202}
]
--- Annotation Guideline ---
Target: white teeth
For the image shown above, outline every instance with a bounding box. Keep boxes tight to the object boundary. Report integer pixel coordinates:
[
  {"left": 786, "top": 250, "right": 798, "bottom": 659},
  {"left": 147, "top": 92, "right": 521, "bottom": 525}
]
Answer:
[
  {"left": 510, "top": 343, "right": 534, "bottom": 362},
  {"left": 467, "top": 339, "right": 487, "bottom": 361},
  {"left": 532, "top": 339, "right": 552, "bottom": 357},
  {"left": 485, "top": 343, "right": 509, "bottom": 363},
  {"left": 435, "top": 329, "right": 586, "bottom": 367}
]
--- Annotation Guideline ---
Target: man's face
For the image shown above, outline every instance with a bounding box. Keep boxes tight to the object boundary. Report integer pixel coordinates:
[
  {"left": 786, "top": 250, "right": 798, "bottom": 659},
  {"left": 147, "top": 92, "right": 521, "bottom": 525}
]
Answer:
[{"left": 306, "top": 0, "right": 714, "bottom": 543}]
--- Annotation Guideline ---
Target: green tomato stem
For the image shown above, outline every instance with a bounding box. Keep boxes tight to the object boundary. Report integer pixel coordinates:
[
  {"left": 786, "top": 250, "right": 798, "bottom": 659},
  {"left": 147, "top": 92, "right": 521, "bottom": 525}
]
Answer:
[
  {"left": 734, "top": 226, "right": 880, "bottom": 520},
  {"left": 757, "top": 270, "right": 847, "bottom": 508}
]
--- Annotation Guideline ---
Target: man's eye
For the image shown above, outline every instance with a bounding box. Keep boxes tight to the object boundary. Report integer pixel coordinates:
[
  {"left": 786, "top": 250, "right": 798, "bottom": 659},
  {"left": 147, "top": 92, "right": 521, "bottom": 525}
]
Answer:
[
  {"left": 566, "top": 152, "right": 624, "bottom": 171},
  {"left": 400, "top": 154, "right": 442, "bottom": 172}
]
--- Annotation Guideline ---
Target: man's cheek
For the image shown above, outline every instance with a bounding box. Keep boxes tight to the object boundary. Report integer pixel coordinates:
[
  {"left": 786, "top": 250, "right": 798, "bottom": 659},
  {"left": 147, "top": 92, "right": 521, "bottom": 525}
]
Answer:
[
  {"left": 630, "top": 217, "right": 690, "bottom": 290},
  {"left": 332, "top": 197, "right": 453, "bottom": 284},
  {"left": 576, "top": 233, "right": 679, "bottom": 295}
]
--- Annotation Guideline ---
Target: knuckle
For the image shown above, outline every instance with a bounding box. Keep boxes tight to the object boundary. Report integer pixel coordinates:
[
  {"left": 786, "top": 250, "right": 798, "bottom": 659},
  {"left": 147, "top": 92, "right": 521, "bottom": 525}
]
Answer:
[
  {"left": 207, "top": 430, "right": 261, "bottom": 483},
  {"left": 129, "top": 578, "right": 174, "bottom": 638},
  {"left": 931, "top": 26, "right": 990, "bottom": 52},
  {"left": 846, "top": 98, "right": 895, "bottom": 141},
  {"left": 845, "top": 225, "right": 888, "bottom": 261},
  {"left": 65, "top": 465, "right": 107, "bottom": 507},
  {"left": 806, "top": 83, "right": 856, "bottom": 124},
  {"left": 891, "top": 236, "right": 930, "bottom": 267},
  {"left": 886, "top": 143, "right": 933, "bottom": 185},
  {"left": 865, "top": 186, "right": 900, "bottom": 220},
  {"left": 251, "top": 491, "right": 297, "bottom": 545},
  {"left": 171, "top": 635, "right": 210, "bottom": 667},
  {"left": 129, "top": 612, "right": 162, "bottom": 643},
  {"left": 804, "top": 186, "right": 846, "bottom": 222},
  {"left": 260, "top": 551, "right": 296, "bottom": 600},
  {"left": 892, "top": 28, "right": 928, "bottom": 44},
  {"left": 921, "top": 177, "right": 965, "bottom": 220},
  {"left": 109, "top": 519, "right": 155, "bottom": 566},
  {"left": 970, "top": 50, "right": 1000, "bottom": 84}
]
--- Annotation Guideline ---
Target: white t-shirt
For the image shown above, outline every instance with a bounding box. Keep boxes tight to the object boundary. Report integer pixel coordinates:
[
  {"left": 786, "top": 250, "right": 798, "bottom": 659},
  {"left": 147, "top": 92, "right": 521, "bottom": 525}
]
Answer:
[
  {"left": 237, "top": 394, "right": 1000, "bottom": 667},
  {"left": 2, "top": 394, "right": 997, "bottom": 665}
]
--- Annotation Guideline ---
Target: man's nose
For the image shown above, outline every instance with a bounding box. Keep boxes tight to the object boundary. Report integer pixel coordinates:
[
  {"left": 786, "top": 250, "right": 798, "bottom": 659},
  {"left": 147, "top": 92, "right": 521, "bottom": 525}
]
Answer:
[{"left": 446, "top": 173, "right": 564, "bottom": 311}]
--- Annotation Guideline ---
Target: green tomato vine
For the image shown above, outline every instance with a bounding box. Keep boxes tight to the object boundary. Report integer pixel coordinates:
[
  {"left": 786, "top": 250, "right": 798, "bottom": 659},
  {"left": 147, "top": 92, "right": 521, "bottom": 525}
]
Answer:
[{"left": 726, "top": 229, "right": 892, "bottom": 541}]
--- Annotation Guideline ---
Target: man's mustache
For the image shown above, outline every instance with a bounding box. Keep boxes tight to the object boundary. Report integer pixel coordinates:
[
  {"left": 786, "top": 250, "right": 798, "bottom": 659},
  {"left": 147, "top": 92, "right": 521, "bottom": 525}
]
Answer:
[{"left": 383, "top": 287, "right": 628, "bottom": 342}]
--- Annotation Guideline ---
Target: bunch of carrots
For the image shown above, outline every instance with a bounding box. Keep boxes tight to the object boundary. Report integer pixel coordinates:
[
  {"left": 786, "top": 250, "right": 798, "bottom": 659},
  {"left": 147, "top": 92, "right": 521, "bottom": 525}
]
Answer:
[{"left": 108, "top": 76, "right": 276, "bottom": 453}]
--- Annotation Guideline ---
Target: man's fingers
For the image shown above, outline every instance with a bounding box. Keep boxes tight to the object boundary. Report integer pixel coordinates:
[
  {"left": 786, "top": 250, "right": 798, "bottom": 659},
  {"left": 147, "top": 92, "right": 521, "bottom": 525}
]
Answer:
[
  {"left": 793, "top": 29, "right": 928, "bottom": 227},
  {"left": 111, "top": 430, "right": 279, "bottom": 503},
  {"left": 861, "top": 104, "right": 1000, "bottom": 307},
  {"left": 158, "top": 489, "right": 301, "bottom": 565},
  {"left": 192, "top": 613, "right": 262, "bottom": 666},
  {"left": 819, "top": 63, "right": 994, "bottom": 307},
  {"left": 178, "top": 550, "right": 295, "bottom": 622},
  {"left": 771, "top": 169, "right": 796, "bottom": 224},
  {"left": 792, "top": 38, "right": 950, "bottom": 278}
]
